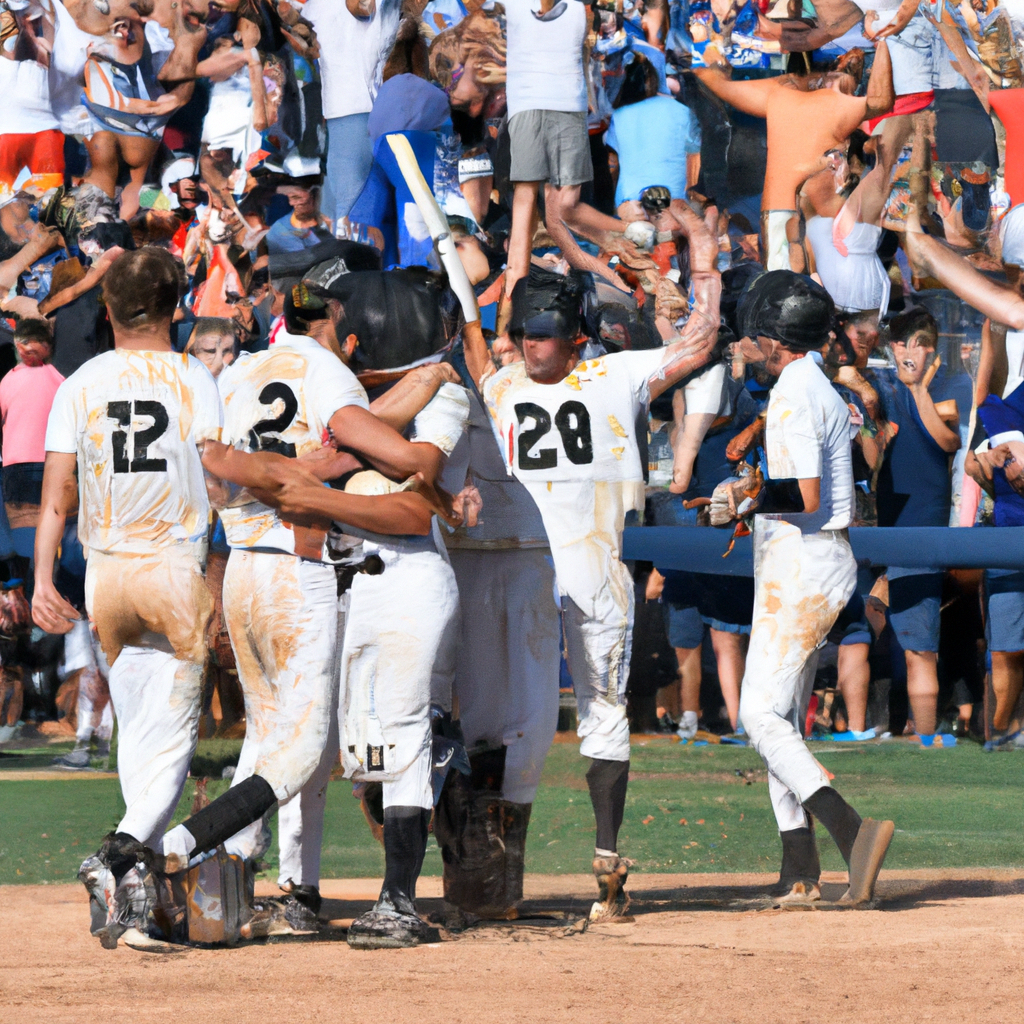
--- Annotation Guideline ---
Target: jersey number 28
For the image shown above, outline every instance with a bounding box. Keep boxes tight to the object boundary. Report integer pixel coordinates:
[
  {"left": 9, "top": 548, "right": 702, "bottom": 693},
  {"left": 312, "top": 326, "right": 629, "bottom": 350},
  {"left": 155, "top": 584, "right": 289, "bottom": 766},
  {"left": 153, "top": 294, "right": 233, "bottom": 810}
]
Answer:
[
  {"left": 107, "top": 401, "right": 168, "bottom": 473},
  {"left": 515, "top": 401, "right": 593, "bottom": 470}
]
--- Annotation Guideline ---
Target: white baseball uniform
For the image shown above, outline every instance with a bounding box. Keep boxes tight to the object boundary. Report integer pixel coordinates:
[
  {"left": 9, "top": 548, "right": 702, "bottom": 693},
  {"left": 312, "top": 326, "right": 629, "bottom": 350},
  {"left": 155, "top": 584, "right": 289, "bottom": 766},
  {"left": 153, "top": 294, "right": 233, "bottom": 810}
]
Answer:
[
  {"left": 45, "top": 350, "right": 221, "bottom": 846},
  {"left": 738, "top": 353, "right": 857, "bottom": 831},
  {"left": 338, "top": 384, "right": 469, "bottom": 812},
  {"left": 441, "top": 385, "right": 560, "bottom": 804},
  {"left": 484, "top": 349, "right": 667, "bottom": 763},
  {"left": 215, "top": 328, "right": 367, "bottom": 875}
]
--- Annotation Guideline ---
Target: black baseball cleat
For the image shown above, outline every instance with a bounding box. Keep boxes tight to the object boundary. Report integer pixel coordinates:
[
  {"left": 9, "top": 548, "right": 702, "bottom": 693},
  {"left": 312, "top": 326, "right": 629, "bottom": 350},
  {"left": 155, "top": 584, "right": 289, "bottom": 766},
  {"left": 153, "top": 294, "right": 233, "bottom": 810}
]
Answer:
[
  {"left": 346, "top": 888, "right": 441, "bottom": 949},
  {"left": 589, "top": 854, "right": 634, "bottom": 923},
  {"left": 840, "top": 818, "right": 895, "bottom": 905}
]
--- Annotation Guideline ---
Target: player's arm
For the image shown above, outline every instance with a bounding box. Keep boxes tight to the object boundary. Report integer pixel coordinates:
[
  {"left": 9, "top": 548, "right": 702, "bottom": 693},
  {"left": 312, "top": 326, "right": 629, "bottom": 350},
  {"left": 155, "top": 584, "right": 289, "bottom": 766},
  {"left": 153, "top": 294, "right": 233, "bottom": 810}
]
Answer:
[
  {"left": 31, "top": 452, "right": 81, "bottom": 634},
  {"left": 328, "top": 404, "right": 445, "bottom": 485},
  {"left": 369, "top": 362, "right": 461, "bottom": 432}
]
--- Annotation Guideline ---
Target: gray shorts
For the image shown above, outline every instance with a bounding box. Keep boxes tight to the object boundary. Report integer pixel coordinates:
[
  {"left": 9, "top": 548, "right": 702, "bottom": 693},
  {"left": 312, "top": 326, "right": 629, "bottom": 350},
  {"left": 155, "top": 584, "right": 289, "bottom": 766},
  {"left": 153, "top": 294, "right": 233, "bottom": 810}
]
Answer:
[{"left": 508, "top": 109, "right": 593, "bottom": 187}]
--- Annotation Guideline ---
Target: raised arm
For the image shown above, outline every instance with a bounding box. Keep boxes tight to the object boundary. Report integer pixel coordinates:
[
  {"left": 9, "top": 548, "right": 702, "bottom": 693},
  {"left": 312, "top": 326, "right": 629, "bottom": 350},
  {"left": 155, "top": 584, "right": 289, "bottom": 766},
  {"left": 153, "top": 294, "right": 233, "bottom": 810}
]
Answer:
[
  {"left": 862, "top": 40, "right": 895, "bottom": 123},
  {"left": 905, "top": 228, "right": 1024, "bottom": 330},
  {"left": 692, "top": 65, "right": 774, "bottom": 119}
]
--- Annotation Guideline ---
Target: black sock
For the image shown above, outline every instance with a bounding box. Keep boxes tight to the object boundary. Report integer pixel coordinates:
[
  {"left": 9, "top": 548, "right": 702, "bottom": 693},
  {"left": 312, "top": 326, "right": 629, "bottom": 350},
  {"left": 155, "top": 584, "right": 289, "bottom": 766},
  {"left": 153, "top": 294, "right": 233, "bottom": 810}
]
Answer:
[
  {"left": 803, "top": 787, "right": 862, "bottom": 865},
  {"left": 586, "top": 758, "right": 629, "bottom": 853},
  {"left": 779, "top": 825, "right": 820, "bottom": 886},
  {"left": 382, "top": 806, "right": 431, "bottom": 902},
  {"left": 103, "top": 832, "right": 147, "bottom": 884},
  {"left": 182, "top": 775, "right": 278, "bottom": 855}
]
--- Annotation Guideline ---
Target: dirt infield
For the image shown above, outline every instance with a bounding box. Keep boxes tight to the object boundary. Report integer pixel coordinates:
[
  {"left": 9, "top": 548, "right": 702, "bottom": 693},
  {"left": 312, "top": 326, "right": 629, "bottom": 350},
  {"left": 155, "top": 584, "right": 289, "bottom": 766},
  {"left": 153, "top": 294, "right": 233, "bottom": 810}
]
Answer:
[{"left": 2, "top": 869, "right": 1022, "bottom": 1024}]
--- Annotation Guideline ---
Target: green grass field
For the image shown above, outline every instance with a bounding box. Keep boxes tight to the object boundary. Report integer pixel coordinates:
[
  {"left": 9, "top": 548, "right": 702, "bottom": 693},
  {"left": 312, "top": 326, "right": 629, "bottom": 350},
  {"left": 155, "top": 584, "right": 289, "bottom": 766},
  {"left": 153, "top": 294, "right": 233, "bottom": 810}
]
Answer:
[{"left": 2, "top": 737, "right": 1022, "bottom": 885}]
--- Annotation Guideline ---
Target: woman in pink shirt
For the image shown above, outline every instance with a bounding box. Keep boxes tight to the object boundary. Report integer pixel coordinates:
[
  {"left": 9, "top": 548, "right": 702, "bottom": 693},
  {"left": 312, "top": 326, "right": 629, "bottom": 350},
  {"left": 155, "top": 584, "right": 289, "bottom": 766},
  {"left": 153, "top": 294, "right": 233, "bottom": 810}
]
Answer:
[{"left": 0, "top": 319, "right": 64, "bottom": 559}]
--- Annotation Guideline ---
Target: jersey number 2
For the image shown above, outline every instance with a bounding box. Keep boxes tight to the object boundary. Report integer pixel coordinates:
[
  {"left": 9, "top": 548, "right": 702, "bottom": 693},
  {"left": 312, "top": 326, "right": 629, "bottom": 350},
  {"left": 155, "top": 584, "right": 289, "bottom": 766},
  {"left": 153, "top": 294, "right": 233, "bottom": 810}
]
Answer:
[
  {"left": 515, "top": 401, "right": 593, "bottom": 470},
  {"left": 107, "top": 401, "right": 168, "bottom": 473},
  {"left": 248, "top": 382, "right": 299, "bottom": 458}
]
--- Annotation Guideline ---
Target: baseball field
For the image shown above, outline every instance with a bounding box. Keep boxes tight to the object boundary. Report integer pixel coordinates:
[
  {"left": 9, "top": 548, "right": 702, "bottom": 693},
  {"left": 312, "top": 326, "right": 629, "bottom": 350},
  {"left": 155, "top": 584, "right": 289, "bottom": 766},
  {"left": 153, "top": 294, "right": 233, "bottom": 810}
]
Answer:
[{"left": 2, "top": 736, "right": 1022, "bottom": 1023}]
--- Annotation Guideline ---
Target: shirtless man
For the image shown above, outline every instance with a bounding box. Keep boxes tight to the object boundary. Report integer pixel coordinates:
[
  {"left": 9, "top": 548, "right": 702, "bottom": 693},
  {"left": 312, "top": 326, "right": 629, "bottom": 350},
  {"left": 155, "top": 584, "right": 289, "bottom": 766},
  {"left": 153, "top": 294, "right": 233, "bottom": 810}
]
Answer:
[{"left": 694, "top": 41, "right": 894, "bottom": 271}]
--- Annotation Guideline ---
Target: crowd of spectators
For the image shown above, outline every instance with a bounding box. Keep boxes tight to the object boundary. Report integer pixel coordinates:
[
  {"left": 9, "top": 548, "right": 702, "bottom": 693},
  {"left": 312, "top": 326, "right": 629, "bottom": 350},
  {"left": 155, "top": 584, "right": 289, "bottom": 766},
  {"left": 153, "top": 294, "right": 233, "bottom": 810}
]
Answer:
[{"left": 0, "top": 0, "right": 1022, "bottom": 758}]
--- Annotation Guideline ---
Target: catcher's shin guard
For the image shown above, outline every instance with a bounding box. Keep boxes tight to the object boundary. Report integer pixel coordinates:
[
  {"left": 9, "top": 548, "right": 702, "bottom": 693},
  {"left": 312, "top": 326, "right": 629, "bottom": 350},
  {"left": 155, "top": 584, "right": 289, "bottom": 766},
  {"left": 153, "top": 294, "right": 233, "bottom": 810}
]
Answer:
[{"left": 434, "top": 749, "right": 532, "bottom": 919}]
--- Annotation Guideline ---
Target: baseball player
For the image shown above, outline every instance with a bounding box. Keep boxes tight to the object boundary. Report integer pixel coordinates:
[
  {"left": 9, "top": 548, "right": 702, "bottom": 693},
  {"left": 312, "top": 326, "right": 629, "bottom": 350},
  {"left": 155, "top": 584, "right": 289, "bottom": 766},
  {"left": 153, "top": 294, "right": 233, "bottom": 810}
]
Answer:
[
  {"left": 212, "top": 282, "right": 465, "bottom": 935},
  {"left": 432, "top": 336, "right": 562, "bottom": 920},
  {"left": 464, "top": 265, "right": 719, "bottom": 921},
  {"left": 153, "top": 288, "right": 465, "bottom": 938},
  {"left": 728, "top": 270, "right": 894, "bottom": 904},
  {"left": 52, "top": 618, "right": 113, "bottom": 770},
  {"left": 31, "top": 247, "right": 222, "bottom": 949}
]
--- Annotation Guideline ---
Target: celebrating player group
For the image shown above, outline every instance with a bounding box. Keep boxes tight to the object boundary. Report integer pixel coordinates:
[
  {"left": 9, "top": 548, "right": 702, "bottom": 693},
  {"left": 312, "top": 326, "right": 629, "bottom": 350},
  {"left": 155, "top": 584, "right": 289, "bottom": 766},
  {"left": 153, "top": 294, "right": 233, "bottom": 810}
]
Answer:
[{"left": 31, "top": 220, "right": 894, "bottom": 949}]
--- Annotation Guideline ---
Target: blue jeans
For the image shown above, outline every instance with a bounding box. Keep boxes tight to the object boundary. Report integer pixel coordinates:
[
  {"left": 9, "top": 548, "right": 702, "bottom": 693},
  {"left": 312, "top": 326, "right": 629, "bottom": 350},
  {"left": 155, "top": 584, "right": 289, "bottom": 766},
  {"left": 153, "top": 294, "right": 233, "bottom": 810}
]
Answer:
[{"left": 323, "top": 113, "right": 374, "bottom": 226}]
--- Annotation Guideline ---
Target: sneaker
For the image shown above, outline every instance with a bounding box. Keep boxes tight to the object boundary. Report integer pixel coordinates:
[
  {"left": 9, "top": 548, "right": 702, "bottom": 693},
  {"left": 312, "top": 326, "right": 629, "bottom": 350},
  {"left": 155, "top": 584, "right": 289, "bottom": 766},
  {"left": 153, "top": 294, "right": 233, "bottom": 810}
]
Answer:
[
  {"left": 589, "top": 854, "right": 634, "bottom": 923},
  {"left": 833, "top": 728, "right": 876, "bottom": 742},
  {"left": 676, "top": 711, "right": 699, "bottom": 742},
  {"left": 346, "top": 889, "right": 440, "bottom": 949},
  {"left": 53, "top": 746, "right": 92, "bottom": 770},
  {"left": 840, "top": 818, "right": 894, "bottom": 905},
  {"left": 78, "top": 855, "right": 119, "bottom": 948},
  {"left": 983, "top": 730, "right": 1020, "bottom": 752},
  {"left": 655, "top": 712, "right": 676, "bottom": 735},
  {"left": 916, "top": 733, "right": 957, "bottom": 748}
]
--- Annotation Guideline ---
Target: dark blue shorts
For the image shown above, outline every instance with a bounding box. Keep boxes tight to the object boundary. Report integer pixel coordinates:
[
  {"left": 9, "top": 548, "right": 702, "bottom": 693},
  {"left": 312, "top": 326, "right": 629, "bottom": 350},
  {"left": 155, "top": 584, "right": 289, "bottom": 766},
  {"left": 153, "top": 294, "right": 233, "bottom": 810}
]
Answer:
[
  {"left": 888, "top": 571, "right": 943, "bottom": 654},
  {"left": 662, "top": 600, "right": 704, "bottom": 649},
  {"left": 985, "top": 568, "right": 1024, "bottom": 653}
]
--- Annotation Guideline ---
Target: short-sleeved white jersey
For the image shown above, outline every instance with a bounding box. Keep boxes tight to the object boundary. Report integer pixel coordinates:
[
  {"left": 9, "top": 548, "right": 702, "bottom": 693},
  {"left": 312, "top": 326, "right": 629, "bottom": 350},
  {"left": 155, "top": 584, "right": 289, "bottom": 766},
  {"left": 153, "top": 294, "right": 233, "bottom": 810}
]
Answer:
[
  {"left": 484, "top": 349, "right": 665, "bottom": 618},
  {"left": 764, "top": 352, "right": 855, "bottom": 533},
  {"left": 45, "top": 349, "right": 222, "bottom": 557},
  {"left": 217, "top": 330, "right": 369, "bottom": 555},
  {"left": 483, "top": 349, "right": 665, "bottom": 486}
]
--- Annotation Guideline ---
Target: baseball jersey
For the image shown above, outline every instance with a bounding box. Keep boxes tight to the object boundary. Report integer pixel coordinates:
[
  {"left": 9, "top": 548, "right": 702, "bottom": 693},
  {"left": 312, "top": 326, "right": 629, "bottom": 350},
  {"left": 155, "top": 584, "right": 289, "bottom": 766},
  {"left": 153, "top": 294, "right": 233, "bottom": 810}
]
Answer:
[
  {"left": 484, "top": 350, "right": 666, "bottom": 486},
  {"left": 484, "top": 349, "right": 666, "bottom": 618},
  {"left": 45, "top": 350, "right": 222, "bottom": 557},
  {"left": 217, "top": 329, "right": 369, "bottom": 555},
  {"left": 764, "top": 352, "right": 855, "bottom": 533}
]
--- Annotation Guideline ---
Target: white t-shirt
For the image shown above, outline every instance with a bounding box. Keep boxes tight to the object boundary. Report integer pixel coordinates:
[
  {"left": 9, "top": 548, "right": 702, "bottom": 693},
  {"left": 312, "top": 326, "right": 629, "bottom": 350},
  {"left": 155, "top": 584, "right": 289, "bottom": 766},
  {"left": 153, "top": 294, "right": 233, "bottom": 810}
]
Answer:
[
  {"left": 303, "top": 0, "right": 402, "bottom": 120},
  {"left": 217, "top": 329, "right": 369, "bottom": 555},
  {"left": 0, "top": 58, "right": 57, "bottom": 135},
  {"left": 763, "top": 352, "right": 854, "bottom": 533},
  {"left": 45, "top": 350, "right": 222, "bottom": 557},
  {"left": 505, "top": 0, "right": 588, "bottom": 119},
  {"left": 48, "top": 0, "right": 100, "bottom": 135}
]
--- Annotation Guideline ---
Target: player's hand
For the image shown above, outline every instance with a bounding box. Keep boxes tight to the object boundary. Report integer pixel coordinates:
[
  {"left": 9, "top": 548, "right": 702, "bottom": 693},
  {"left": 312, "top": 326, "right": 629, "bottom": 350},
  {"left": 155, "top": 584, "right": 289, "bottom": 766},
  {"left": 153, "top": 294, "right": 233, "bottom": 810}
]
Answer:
[
  {"left": 31, "top": 582, "right": 81, "bottom": 635},
  {"left": 405, "top": 472, "right": 460, "bottom": 529},
  {"left": 451, "top": 482, "right": 483, "bottom": 528}
]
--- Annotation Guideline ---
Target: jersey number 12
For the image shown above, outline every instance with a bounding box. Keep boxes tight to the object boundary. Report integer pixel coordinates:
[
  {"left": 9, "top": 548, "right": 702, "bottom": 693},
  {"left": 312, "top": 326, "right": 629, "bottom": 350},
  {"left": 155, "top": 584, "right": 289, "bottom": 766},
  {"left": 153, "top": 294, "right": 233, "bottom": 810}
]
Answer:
[{"left": 107, "top": 401, "right": 168, "bottom": 473}]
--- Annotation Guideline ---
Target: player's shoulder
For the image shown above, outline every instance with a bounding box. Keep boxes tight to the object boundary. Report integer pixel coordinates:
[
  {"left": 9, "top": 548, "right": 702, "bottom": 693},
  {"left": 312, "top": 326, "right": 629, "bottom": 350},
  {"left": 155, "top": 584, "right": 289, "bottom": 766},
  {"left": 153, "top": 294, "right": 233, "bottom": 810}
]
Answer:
[{"left": 483, "top": 360, "right": 527, "bottom": 406}]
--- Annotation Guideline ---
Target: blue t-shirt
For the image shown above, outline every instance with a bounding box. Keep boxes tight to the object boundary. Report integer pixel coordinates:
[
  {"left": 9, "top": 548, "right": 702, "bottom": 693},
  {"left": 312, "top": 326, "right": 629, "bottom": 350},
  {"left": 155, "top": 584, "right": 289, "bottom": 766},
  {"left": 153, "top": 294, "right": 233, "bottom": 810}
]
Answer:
[
  {"left": 605, "top": 95, "right": 701, "bottom": 206},
  {"left": 875, "top": 371, "right": 951, "bottom": 528},
  {"left": 265, "top": 216, "right": 323, "bottom": 255}
]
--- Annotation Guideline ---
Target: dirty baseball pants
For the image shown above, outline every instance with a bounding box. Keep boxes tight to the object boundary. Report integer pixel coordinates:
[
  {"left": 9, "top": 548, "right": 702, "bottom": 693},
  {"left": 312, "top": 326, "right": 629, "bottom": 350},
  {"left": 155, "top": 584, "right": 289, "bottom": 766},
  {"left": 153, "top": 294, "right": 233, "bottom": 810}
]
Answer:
[
  {"left": 340, "top": 537, "right": 459, "bottom": 811},
  {"left": 85, "top": 546, "right": 213, "bottom": 848},
  {"left": 220, "top": 551, "right": 342, "bottom": 863},
  {"left": 449, "top": 548, "right": 561, "bottom": 804},
  {"left": 739, "top": 518, "right": 856, "bottom": 832}
]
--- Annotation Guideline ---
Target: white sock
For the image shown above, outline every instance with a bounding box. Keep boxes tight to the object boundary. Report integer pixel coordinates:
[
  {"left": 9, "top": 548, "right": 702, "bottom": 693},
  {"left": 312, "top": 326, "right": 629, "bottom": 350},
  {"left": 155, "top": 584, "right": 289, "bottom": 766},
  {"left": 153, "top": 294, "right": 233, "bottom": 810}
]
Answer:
[{"left": 162, "top": 823, "right": 196, "bottom": 861}]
